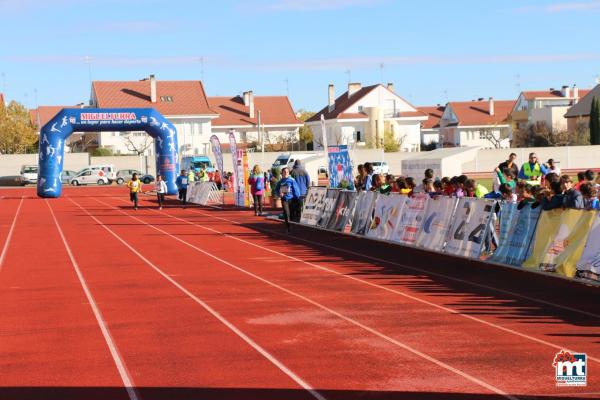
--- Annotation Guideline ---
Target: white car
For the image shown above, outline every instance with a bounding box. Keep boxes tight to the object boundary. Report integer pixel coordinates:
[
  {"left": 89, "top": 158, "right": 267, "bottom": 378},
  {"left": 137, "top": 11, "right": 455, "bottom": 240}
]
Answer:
[
  {"left": 70, "top": 169, "right": 110, "bottom": 186},
  {"left": 20, "top": 165, "right": 38, "bottom": 183},
  {"left": 371, "top": 161, "right": 389, "bottom": 175}
]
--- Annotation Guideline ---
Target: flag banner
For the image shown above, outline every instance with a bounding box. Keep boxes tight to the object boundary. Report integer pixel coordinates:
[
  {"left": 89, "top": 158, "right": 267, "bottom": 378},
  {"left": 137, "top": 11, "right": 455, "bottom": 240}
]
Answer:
[
  {"left": 300, "top": 187, "right": 328, "bottom": 226},
  {"left": 489, "top": 203, "right": 542, "bottom": 266},
  {"left": 415, "top": 196, "right": 458, "bottom": 251},
  {"left": 523, "top": 209, "right": 595, "bottom": 278},
  {"left": 444, "top": 198, "right": 495, "bottom": 259},
  {"left": 327, "top": 145, "right": 354, "bottom": 190},
  {"left": 392, "top": 194, "right": 429, "bottom": 245},
  {"left": 316, "top": 189, "right": 341, "bottom": 228},
  {"left": 496, "top": 202, "right": 519, "bottom": 249},
  {"left": 576, "top": 211, "right": 600, "bottom": 279},
  {"left": 351, "top": 191, "right": 377, "bottom": 235},
  {"left": 234, "top": 149, "right": 247, "bottom": 206},
  {"left": 366, "top": 193, "right": 408, "bottom": 241},
  {"left": 209, "top": 135, "right": 224, "bottom": 174},
  {"left": 327, "top": 190, "right": 358, "bottom": 232},
  {"left": 228, "top": 132, "right": 238, "bottom": 196}
]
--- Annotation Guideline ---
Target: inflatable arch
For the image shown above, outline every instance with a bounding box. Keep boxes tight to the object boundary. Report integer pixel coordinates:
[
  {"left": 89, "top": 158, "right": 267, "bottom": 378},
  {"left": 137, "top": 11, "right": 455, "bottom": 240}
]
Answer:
[{"left": 37, "top": 108, "right": 179, "bottom": 198}]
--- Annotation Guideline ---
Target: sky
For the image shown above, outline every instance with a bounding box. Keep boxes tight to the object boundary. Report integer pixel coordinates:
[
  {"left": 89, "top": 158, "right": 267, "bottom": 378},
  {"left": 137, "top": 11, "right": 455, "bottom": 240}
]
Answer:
[{"left": 1, "top": 0, "right": 600, "bottom": 112}]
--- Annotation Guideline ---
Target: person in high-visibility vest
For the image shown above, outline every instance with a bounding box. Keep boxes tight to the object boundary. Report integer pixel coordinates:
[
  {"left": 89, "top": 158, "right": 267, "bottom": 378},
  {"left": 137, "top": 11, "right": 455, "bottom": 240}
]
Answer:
[{"left": 518, "top": 152, "right": 548, "bottom": 185}]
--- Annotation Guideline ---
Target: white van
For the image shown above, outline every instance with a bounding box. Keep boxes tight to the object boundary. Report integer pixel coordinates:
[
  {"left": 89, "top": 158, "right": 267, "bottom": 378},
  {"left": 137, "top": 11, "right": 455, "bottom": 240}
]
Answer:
[
  {"left": 271, "top": 153, "right": 317, "bottom": 172},
  {"left": 71, "top": 164, "right": 115, "bottom": 186},
  {"left": 76, "top": 164, "right": 116, "bottom": 182},
  {"left": 20, "top": 165, "right": 38, "bottom": 183}
]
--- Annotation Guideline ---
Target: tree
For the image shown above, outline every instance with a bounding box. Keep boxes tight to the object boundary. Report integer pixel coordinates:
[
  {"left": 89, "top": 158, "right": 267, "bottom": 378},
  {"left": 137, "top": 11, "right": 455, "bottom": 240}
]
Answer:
[
  {"left": 479, "top": 126, "right": 507, "bottom": 149},
  {"left": 91, "top": 147, "right": 113, "bottom": 156},
  {"left": 590, "top": 97, "right": 600, "bottom": 145},
  {"left": 0, "top": 100, "right": 38, "bottom": 154},
  {"left": 124, "top": 133, "right": 152, "bottom": 155},
  {"left": 296, "top": 110, "right": 315, "bottom": 150},
  {"left": 383, "top": 130, "right": 400, "bottom": 152}
]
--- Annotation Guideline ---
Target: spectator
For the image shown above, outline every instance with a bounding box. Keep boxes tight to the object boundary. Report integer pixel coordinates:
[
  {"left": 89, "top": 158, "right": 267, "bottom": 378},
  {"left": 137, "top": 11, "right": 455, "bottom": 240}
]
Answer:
[
  {"left": 370, "top": 173, "right": 381, "bottom": 192},
  {"left": 544, "top": 172, "right": 560, "bottom": 189},
  {"left": 187, "top": 167, "right": 196, "bottom": 183},
  {"left": 546, "top": 159, "right": 561, "bottom": 176},
  {"left": 575, "top": 171, "right": 586, "bottom": 190},
  {"left": 213, "top": 170, "right": 223, "bottom": 190},
  {"left": 432, "top": 180, "right": 444, "bottom": 197},
  {"left": 378, "top": 175, "right": 392, "bottom": 194},
  {"left": 517, "top": 184, "right": 535, "bottom": 206},
  {"left": 274, "top": 167, "right": 301, "bottom": 232},
  {"left": 442, "top": 177, "right": 454, "bottom": 196},
  {"left": 396, "top": 176, "right": 411, "bottom": 195},
  {"left": 585, "top": 170, "right": 596, "bottom": 184},
  {"left": 364, "top": 162, "right": 374, "bottom": 191},
  {"left": 414, "top": 169, "right": 434, "bottom": 193},
  {"left": 355, "top": 164, "right": 365, "bottom": 190},
  {"left": 464, "top": 178, "right": 489, "bottom": 198},
  {"left": 496, "top": 167, "right": 516, "bottom": 190},
  {"left": 580, "top": 182, "right": 599, "bottom": 210},
  {"left": 450, "top": 177, "right": 464, "bottom": 197},
  {"left": 291, "top": 160, "right": 311, "bottom": 215},
  {"left": 518, "top": 152, "right": 548, "bottom": 184},
  {"left": 562, "top": 175, "right": 584, "bottom": 209},
  {"left": 198, "top": 166, "right": 209, "bottom": 182},
  {"left": 405, "top": 177, "right": 417, "bottom": 195},
  {"left": 542, "top": 181, "right": 564, "bottom": 210},
  {"left": 248, "top": 165, "right": 266, "bottom": 216},
  {"left": 500, "top": 183, "right": 517, "bottom": 203},
  {"left": 496, "top": 152, "right": 519, "bottom": 178}
]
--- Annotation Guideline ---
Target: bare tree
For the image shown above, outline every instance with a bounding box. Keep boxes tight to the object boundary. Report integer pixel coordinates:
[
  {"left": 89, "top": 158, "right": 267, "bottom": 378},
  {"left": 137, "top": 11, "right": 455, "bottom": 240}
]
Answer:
[
  {"left": 480, "top": 127, "right": 505, "bottom": 149},
  {"left": 124, "top": 134, "right": 152, "bottom": 155},
  {"left": 68, "top": 133, "right": 98, "bottom": 153}
]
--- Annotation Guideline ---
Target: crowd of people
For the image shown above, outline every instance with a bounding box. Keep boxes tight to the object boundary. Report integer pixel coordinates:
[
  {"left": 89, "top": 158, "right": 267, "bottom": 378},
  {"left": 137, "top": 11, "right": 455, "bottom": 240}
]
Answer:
[{"left": 353, "top": 154, "right": 600, "bottom": 211}]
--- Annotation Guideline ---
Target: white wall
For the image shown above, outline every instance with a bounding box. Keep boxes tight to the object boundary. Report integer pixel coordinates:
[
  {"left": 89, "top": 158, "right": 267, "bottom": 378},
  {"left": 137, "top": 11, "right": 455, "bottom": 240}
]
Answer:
[
  {"left": 530, "top": 106, "right": 569, "bottom": 131},
  {"left": 0, "top": 153, "right": 90, "bottom": 176}
]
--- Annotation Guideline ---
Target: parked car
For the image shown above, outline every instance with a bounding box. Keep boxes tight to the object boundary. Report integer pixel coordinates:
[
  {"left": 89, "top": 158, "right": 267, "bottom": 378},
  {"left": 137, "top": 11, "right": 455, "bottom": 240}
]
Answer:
[
  {"left": 115, "top": 169, "right": 154, "bottom": 184},
  {"left": 371, "top": 161, "right": 389, "bottom": 175},
  {"left": 20, "top": 165, "right": 38, "bottom": 183},
  {"left": 70, "top": 169, "right": 110, "bottom": 186},
  {"left": 0, "top": 175, "right": 28, "bottom": 186},
  {"left": 75, "top": 164, "right": 116, "bottom": 183},
  {"left": 271, "top": 153, "right": 316, "bottom": 172},
  {"left": 61, "top": 170, "right": 77, "bottom": 184}
]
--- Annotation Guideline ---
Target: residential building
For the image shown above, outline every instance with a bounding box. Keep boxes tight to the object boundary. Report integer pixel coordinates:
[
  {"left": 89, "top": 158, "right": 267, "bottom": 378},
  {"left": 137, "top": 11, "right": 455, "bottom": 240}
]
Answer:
[
  {"left": 564, "top": 84, "right": 600, "bottom": 133},
  {"left": 305, "top": 83, "right": 427, "bottom": 152},
  {"left": 417, "top": 105, "right": 444, "bottom": 146},
  {"left": 29, "top": 105, "right": 88, "bottom": 152},
  {"left": 510, "top": 85, "right": 590, "bottom": 132},
  {"left": 90, "top": 75, "right": 218, "bottom": 156},
  {"left": 208, "top": 91, "right": 302, "bottom": 149},
  {"left": 439, "top": 98, "right": 514, "bottom": 149}
]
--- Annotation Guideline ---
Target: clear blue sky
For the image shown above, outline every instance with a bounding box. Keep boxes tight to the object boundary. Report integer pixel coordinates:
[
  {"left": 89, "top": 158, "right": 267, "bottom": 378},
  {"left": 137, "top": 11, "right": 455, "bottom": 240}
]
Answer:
[{"left": 1, "top": 0, "right": 600, "bottom": 111}]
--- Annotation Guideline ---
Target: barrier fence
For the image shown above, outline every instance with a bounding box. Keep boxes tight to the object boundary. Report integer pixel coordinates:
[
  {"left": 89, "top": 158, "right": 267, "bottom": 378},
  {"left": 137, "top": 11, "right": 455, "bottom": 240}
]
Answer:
[
  {"left": 186, "top": 182, "right": 224, "bottom": 206},
  {"left": 298, "top": 186, "right": 600, "bottom": 283}
]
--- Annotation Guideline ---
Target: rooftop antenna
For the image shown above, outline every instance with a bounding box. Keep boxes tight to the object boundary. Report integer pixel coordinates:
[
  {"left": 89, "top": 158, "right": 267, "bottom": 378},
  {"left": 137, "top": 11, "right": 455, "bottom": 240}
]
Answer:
[{"left": 344, "top": 69, "right": 351, "bottom": 83}]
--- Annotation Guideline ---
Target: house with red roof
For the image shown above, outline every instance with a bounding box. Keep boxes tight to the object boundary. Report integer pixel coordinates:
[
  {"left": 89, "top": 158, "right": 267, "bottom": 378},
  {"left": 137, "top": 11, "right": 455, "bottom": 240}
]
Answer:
[
  {"left": 510, "top": 85, "right": 590, "bottom": 132},
  {"left": 208, "top": 91, "right": 302, "bottom": 148},
  {"left": 439, "top": 98, "right": 514, "bottom": 149},
  {"left": 564, "top": 84, "right": 600, "bottom": 133},
  {"left": 305, "top": 83, "right": 427, "bottom": 152},
  {"left": 416, "top": 105, "right": 444, "bottom": 147},
  {"left": 90, "top": 75, "right": 219, "bottom": 155}
]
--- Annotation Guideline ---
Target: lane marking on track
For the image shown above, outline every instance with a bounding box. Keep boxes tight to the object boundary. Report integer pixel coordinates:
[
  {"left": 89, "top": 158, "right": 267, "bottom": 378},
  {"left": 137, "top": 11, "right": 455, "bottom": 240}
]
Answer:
[
  {"left": 46, "top": 200, "right": 139, "bottom": 400},
  {"left": 188, "top": 207, "right": 600, "bottom": 321},
  {"left": 98, "top": 198, "right": 517, "bottom": 400},
  {"left": 0, "top": 196, "right": 24, "bottom": 272},
  {"left": 110, "top": 198, "right": 599, "bottom": 364},
  {"left": 71, "top": 198, "right": 326, "bottom": 400}
]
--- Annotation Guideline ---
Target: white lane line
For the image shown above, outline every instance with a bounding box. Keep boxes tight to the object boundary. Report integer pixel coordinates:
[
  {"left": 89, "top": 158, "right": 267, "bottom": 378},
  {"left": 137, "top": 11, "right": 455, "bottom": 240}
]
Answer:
[
  {"left": 189, "top": 208, "right": 600, "bottom": 320},
  {"left": 98, "top": 198, "right": 517, "bottom": 400},
  {"left": 70, "top": 198, "right": 326, "bottom": 400},
  {"left": 113, "top": 199, "right": 599, "bottom": 364},
  {"left": 0, "top": 196, "right": 24, "bottom": 272},
  {"left": 46, "top": 200, "right": 139, "bottom": 400}
]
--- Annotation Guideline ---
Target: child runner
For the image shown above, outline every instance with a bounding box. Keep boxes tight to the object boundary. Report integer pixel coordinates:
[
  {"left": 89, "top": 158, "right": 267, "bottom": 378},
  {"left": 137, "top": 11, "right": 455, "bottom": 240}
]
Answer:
[
  {"left": 248, "top": 165, "right": 266, "bottom": 216},
  {"left": 127, "top": 172, "right": 142, "bottom": 210},
  {"left": 274, "top": 167, "right": 301, "bottom": 232},
  {"left": 155, "top": 174, "right": 168, "bottom": 210},
  {"left": 175, "top": 169, "right": 189, "bottom": 208}
]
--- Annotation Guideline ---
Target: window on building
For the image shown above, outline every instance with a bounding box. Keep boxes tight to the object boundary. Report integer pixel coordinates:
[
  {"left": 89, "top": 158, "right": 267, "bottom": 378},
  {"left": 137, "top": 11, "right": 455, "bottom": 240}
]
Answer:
[
  {"left": 160, "top": 96, "right": 174, "bottom": 102},
  {"left": 479, "top": 131, "right": 487, "bottom": 139},
  {"left": 358, "top": 106, "right": 364, "bottom": 112},
  {"left": 356, "top": 131, "right": 362, "bottom": 142}
]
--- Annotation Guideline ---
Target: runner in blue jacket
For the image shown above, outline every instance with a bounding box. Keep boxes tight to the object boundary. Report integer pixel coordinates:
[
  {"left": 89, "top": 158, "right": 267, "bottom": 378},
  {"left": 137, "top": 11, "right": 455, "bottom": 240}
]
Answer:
[{"left": 275, "top": 167, "right": 301, "bottom": 231}]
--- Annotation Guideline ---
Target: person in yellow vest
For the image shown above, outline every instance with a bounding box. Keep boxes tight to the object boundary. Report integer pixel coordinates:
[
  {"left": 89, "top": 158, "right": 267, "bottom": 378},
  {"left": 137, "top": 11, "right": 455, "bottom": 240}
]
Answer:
[
  {"left": 127, "top": 173, "right": 142, "bottom": 210},
  {"left": 518, "top": 152, "right": 548, "bottom": 185},
  {"left": 198, "top": 166, "right": 209, "bottom": 182},
  {"left": 187, "top": 168, "right": 195, "bottom": 183}
]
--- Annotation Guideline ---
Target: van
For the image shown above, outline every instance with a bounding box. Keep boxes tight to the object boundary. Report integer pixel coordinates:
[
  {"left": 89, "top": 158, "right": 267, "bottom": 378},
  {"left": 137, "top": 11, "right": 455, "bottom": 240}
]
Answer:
[
  {"left": 76, "top": 164, "right": 116, "bottom": 183},
  {"left": 20, "top": 165, "right": 38, "bottom": 183},
  {"left": 271, "top": 153, "right": 316, "bottom": 172},
  {"left": 181, "top": 155, "right": 214, "bottom": 173},
  {"left": 70, "top": 169, "right": 110, "bottom": 186}
]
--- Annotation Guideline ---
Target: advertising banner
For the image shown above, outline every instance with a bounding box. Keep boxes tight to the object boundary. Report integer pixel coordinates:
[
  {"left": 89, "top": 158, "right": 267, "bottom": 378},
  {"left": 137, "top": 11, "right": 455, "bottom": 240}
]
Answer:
[
  {"left": 489, "top": 203, "right": 541, "bottom": 266},
  {"left": 228, "top": 131, "right": 238, "bottom": 195},
  {"left": 351, "top": 191, "right": 377, "bottom": 235},
  {"left": 392, "top": 194, "right": 429, "bottom": 245},
  {"left": 316, "top": 189, "right": 341, "bottom": 228},
  {"left": 300, "top": 187, "right": 328, "bottom": 226},
  {"left": 576, "top": 211, "right": 600, "bottom": 278},
  {"left": 366, "top": 194, "right": 408, "bottom": 241},
  {"left": 209, "top": 135, "right": 224, "bottom": 174},
  {"left": 444, "top": 198, "right": 495, "bottom": 259},
  {"left": 327, "top": 145, "right": 354, "bottom": 190},
  {"left": 496, "top": 202, "right": 519, "bottom": 249},
  {"left": 523, "top": 209, "right": 595, "bottom": 277},
  {"left": 327, "top": 191, "right": 358, "bottom": 232},
  {"left": 415, "top": 196, "right": 458, "bottom": 251}
]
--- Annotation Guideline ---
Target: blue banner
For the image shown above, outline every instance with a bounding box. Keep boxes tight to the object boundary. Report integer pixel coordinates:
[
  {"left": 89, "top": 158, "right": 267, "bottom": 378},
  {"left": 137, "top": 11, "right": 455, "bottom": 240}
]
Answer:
[
  {"left": 327, "top": 145, "right": 354, "bottom": 190},
  {"left": 209, "top": 135, "right": 224, "bottom": 174},
  {"left": 490, "top": 203, "right": 542, "bottom": 266}
]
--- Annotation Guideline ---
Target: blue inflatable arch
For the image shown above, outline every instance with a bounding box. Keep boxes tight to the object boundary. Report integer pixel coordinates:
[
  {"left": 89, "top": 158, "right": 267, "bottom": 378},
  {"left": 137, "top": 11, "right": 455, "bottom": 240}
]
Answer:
[{"left": 37, "top": 108, "right": 179, "bottom": 198}]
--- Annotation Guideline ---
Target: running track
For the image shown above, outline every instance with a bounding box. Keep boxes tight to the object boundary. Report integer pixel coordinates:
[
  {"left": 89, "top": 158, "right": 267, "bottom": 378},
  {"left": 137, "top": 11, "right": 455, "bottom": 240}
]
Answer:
[{"left": 1, "top": 186, "right": 599, "bottom": 400}]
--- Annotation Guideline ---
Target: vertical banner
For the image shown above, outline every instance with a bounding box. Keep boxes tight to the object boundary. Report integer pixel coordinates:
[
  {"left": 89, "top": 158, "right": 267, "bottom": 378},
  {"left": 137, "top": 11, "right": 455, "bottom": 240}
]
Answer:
[
  {"left": 496, "top": 202, "right": 519, "bottom": 250},
  {"left": 300, "top": 187, "right": 328, "bottom": 226},
  {"left": 327, "top": 191, "right": 358, "bottom": 232},
  {"left": 327, "top": 145, "right": 354, "bottom": 190},
  {"left": 576, "top": 211, "right": 600, "bottom": 279},
  {"left": 209, "top": 135, "right": 224, "bottom": 174},
  {"left": 523, "top": 209, "right": 595, "bottom": 277},
  {"left": 228, "top": 131, "right": 238, "bottom": 196},
  {"left": 367, "top": 194, "right": 408, "bottom": 241},
  {"left": 317, "top": 189, "right": 341, "bottom": 228},
  {"left": 415, "top": 196, "right": 458, "bottom": 252},
  {"left": 444, "top": 198, "right": 495, "bottom": 259},
  {"left": 489, "top": 203, "right": 541, "bottom": 266},
  {"left": 391, "top": 194, "right": 429, "bottom": 245},
  {"left": 351, "top": 191, "right": 377, "bottom": 235},
  {"left": 241, "top": 149, "right": 250, "bottom": 207}
]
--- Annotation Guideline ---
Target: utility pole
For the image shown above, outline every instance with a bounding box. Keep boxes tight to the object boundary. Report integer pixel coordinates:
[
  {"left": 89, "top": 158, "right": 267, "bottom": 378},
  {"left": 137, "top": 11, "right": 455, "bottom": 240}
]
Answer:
[{"left": 258, "top": 110, "right": 265, "bottom": 166}]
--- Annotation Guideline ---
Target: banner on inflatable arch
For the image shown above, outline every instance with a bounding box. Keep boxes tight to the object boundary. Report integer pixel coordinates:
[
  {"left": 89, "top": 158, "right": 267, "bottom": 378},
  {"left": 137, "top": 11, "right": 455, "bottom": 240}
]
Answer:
[
  {"left": 444, "top": 197, "right": 495, "bottom": 259},
  {"left": 576, "top": 211, "right": 600, "bottom": 279},
  {"left": 327, "top": 145, "right": 354, "bottom": 190},
  {"left": 327, "top": 191, "right": 358, "bottom": 232},
  {"left": 351, "top": 191, "right": 377, "bottom": 235},
  {"left": 523, "top": 209, "right": 595, "bottom": 278},
  {"left": 391, "top": 194, "right": 428, "bottom": 245},
  {"left": 317, "top": 189, "right": 341, "bottom": 228},
  {"left": 415, "top": 196, "right": 458, "bottom": 252},
  {"left": 300, "top": 187, "right": 328, "bottom": 226},
  {"left": 209, "top": 135, "right": 224, "bottom": 174},
  {"left": 367, "top": 194, "right": 407, "bottom": 241},
  {"left": 489, "top": 203, "right": 541, "bottom": 266}
]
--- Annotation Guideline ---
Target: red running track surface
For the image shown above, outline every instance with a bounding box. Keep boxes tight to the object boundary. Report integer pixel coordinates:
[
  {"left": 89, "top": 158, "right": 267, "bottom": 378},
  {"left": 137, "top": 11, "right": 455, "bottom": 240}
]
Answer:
[{"left": 0, "top": 186, "right": 599, "bottom": 400}]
